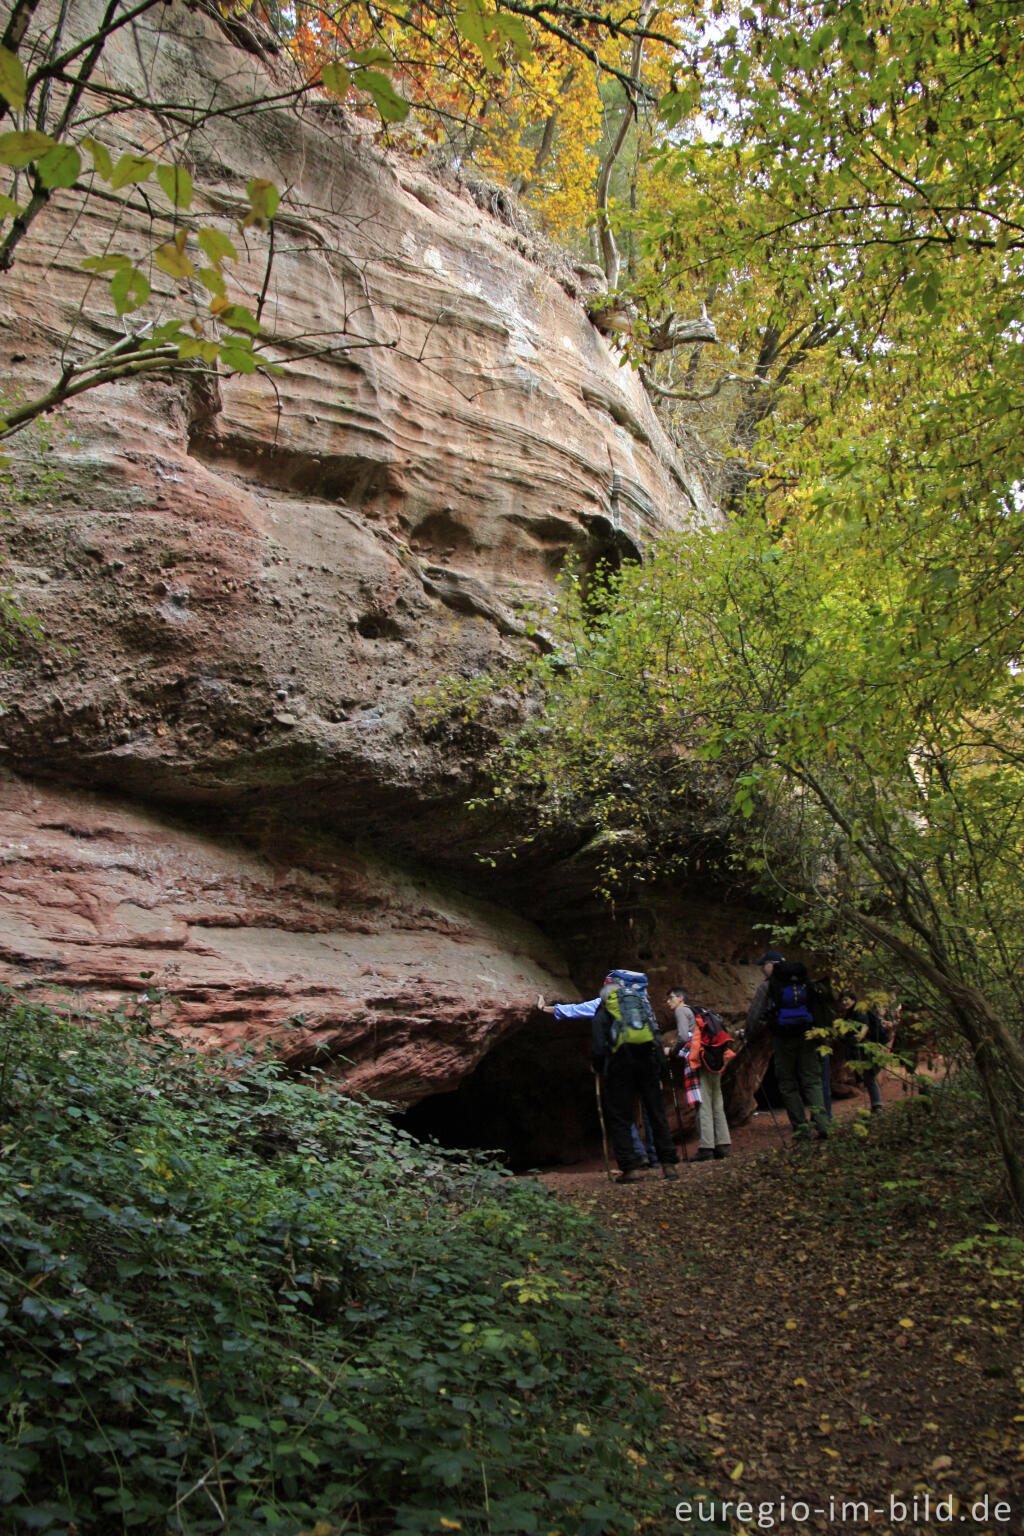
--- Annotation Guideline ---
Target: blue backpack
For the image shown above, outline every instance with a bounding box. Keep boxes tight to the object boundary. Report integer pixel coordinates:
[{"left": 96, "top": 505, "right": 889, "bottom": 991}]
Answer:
[{"left": 769, "top": 961, "right": 815, "bottom": 1034}]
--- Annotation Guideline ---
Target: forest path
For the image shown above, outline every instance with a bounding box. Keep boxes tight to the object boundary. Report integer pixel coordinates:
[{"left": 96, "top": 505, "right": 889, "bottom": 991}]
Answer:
[{"left": 541, "top": 1082, "right": 1022, "bottom": 1536}]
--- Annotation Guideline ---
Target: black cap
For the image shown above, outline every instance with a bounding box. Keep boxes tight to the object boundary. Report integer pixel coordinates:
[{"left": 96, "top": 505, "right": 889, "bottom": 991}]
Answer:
[{"left": 757, "top": 950, "right": 785, "bottom": 965}]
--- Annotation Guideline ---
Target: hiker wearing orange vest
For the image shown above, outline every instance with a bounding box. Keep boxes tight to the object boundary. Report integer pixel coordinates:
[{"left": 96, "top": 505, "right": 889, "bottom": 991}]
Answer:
[{"left": 674, "top": 990, "right": 735, "bottom": 1162}]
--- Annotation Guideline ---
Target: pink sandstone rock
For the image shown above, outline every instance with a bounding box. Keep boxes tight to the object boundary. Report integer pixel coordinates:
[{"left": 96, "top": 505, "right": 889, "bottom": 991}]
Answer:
[
  {"left": 0, "top": 772, "right": 575, "bottom": 1103},
  {"left": 0, "top": 1, "right": 771, "bottom": 1160}
]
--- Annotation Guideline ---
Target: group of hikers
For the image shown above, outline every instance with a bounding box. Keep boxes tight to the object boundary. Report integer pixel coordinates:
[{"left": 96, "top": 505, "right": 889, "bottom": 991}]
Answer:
[{"left": 540, "top": 950, "right": 896, "bottom": 1184}]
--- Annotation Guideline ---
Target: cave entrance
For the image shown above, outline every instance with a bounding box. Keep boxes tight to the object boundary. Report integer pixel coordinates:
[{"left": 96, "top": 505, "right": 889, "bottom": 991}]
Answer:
[
  {"left": 577, "top": 515, "right": 642, "bottom": 616},
  {"left": 396, "top": 1019, "right": 601, "bottom": 1172}
]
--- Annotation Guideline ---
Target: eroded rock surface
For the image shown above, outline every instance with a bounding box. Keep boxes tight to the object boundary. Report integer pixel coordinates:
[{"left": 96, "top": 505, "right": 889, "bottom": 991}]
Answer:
[
  {"left": 0, "top": 3, "right": 768, "bottom": 1160},
  {"left": 0, "top": 0, "right": 711, "bottom": 853},
  {"left": 0, "top": 774, "right": 576, "bottom": 1105}
]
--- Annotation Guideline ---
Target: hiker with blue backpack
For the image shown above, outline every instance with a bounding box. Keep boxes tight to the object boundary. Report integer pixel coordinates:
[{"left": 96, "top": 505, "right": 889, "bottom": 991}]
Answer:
[
  {"left": 596, "top": 970, "right": 681, "bottom": 1182},
  {"left": 541, "top": 971, "right": 681, "bottom": 1183},
  {"left": 746, "top": 950, "right": 830, "bottom": 1142}
]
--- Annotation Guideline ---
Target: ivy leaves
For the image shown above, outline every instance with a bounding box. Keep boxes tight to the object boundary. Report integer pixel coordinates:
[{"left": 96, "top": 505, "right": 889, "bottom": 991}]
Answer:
[
  {"left": 321, "top": 56, "right": 411, "bottom": 122},
  {"left": 0, "top": 994, "right": 680, "bottom": 1533}
]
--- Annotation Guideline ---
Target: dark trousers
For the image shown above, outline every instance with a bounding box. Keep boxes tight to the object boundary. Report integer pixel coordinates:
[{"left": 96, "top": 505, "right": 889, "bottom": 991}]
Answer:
[
  {"left": 604, "top": 1044, "right": 678, "bottom": 1170},
  {"left": 773, "top": 1032, "right": 828, "bottom": 1132}
]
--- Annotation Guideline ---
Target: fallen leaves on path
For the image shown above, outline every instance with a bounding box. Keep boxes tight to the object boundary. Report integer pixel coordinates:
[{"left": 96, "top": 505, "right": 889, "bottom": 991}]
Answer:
[{"left": 546, "top": 1094, "right": 1023, "bottom": 1535}]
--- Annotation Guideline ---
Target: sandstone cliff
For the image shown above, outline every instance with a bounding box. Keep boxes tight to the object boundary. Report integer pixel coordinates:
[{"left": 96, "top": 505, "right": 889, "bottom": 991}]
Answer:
[{"left": 0, "top": 1, "right": 765, "bottom": 1162}]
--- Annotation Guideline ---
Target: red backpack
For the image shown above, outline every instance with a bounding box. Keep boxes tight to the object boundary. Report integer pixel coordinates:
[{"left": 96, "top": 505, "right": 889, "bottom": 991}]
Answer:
[{"left": 692, "top": 1008, "right": 735, "bottom": 1074}]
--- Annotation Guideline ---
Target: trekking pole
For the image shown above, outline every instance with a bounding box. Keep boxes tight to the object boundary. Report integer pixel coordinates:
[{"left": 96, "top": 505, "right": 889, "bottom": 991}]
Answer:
[
  {"left": 593, "top": 1071, "right": 614, "bottom": 1182},
  {"left": 763, "top": 1093, "right": 789, "bottom": 1149}
]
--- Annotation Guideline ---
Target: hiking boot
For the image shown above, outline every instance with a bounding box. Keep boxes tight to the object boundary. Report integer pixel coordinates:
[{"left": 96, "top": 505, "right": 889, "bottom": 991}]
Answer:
[
  {"left": 713, "top": 1145, "right": 730, "bottom": 1159},
  {"left": 696, "top": 1147, "right": 714, "bottom": 1162},
  {"left": 661, "top": 1163, "right": 680, "bottom": 1181},
  {"left": 814, "top": 1122, "right": 830, "bottom": 1141},
  {"left": 617, "top": 1167, "right": 644, "bottom": 1184}
]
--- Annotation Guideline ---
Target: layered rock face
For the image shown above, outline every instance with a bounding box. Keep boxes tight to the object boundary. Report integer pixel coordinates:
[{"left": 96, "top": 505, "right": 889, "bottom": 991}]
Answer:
[
  {"left": 0, "top": 0, "right": 711, "bottom": 841},
  {"left": 0, "top": 774, "right": 575, "bottom": 1105},
  {"left": 0, "top": 2, "right": 764, "bottom": 1161},
  {"left": 0, "top": 771, "right": 769, "bottom": 1164}
]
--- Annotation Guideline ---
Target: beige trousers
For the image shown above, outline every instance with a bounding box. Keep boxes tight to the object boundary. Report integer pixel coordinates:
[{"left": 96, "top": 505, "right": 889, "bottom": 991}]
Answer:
[{"left": 696, "top": 1067, "right": 731, "bottom": 1150}]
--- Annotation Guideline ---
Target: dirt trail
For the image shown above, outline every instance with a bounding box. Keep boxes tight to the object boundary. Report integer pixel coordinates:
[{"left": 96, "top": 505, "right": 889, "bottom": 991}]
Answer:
[{"left": 541, "top": 1078, "right": 1022, "bottom": 1536}]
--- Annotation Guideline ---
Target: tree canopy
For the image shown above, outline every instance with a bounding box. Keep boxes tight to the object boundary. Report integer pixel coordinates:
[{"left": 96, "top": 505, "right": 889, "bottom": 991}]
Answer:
[{"left": 432, "top": 0, "right": 1024, "bottom": 1206}]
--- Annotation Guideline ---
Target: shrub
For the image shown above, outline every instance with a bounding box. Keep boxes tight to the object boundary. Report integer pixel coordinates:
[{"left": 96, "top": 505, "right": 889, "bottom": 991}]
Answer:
[{"left": 0, "top": 992, "right": 680, "bottom": 1534}]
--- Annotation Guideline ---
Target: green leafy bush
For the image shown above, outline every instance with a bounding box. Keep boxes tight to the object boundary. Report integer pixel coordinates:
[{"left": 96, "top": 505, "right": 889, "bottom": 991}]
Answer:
[{"left": 0, "top": 993, "right": 679, "bottom": 1534}]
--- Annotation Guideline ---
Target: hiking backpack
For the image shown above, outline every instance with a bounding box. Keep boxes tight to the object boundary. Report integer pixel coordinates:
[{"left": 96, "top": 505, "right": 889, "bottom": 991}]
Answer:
[
  {"left": 769, "top": 960, "right": 815, "bottom": 1034},
  {"left": 692, "top": 1007, "right": 734, "bottom": 1074},
  {"left": 600, "top": 970, "right": 657, "bottom": 1051}
]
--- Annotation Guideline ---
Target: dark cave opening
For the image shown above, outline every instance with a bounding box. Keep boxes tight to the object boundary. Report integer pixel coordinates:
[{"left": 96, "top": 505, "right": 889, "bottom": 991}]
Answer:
[
  {"left": 395, "top": 1019, "right": 601, "bottom": 1172},
  {"left": 577, "top": 517, "right": 642, "bottom": 618}
]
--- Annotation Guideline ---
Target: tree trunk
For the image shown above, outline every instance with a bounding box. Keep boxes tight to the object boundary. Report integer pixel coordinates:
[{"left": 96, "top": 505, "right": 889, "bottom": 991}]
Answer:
[{"left": 595, "top": 0, "right": 655, "bottom": 289}]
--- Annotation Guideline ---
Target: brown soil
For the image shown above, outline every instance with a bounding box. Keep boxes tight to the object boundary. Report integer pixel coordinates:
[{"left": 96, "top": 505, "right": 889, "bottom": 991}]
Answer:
[
  {"left": 542, "top": 1067, "right": 905, "bottom": 1186},
  {"left": 540, "top": 1073, "right": 1023, "bottom": 1536}
]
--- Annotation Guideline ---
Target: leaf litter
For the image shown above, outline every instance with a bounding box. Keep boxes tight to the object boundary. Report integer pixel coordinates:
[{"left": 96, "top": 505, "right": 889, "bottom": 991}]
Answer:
[{"left": 543, "top": 1087, "right": 1022, "bottom": 1535}]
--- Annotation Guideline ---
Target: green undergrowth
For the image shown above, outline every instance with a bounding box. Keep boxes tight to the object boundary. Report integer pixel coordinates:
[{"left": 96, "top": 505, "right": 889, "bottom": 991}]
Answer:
[
  {"left": 762, "top": 1075, "right": 1016, "bottom": 1244},
  {"left": 0, "top": 992, "right": 692, "bottom": 1536}
]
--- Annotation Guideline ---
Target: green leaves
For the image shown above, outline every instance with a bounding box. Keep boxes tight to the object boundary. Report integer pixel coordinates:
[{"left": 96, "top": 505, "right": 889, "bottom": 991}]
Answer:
[
  {"left": 657, "top": 76, "right": 702, "bottom": 128},
  {"left": 0, "top": 130, "right": 55, "bottom": 167},
  {"left": 153, "top": 227, "right": 193, "bottom": 279},
  {"left": 0, "top": 46, "right": 27, "bottom": 111},
  {"left": 219, "top": 338, "right": 257, "bottom": 372},
  {"left": 0, "top": 994, "right": 676, "bottom": 1534},
  {"left": 110, "top": 264, "right": 149, "bottom": 315},
  {"left": 218, "top": 303, "right": 258, "bottom": 333},
  {"left": 155, "top": 162, "right": 192, "bottom": 209},
  {"left": 457, "top": 0, "right": 501, "bottom": 74},
  {"left": 36, "top": 142, "right": 80, "bottom": 189},
  {"left": 455, "top": 0, "right": 530, "bottom": 75},
  {"left": 68, "top": 164, "right": 267, "bottom": 363},
  {"left": 80, "top": 135, "right": 112, "bottom": 180},
  {"left": 243, "top": 176, "right": 279, "bottom": 228},
  {"left": 197, "top": 225, "right": 238, "bottom": 265},
  {"left": 80, "top": 253, "right": 132, "bottom": 273},
  {"left": 321, "top": 51, "right": 415, "bottom": 120},
  {"left": 109, "top": 152, "right": 154, "bottom": 189},
  {"left": 320, "top": 61, "right": 352, "bottom": 96},
  {"left": 352, "top": 68, "right": 409, "bottom": 122}
]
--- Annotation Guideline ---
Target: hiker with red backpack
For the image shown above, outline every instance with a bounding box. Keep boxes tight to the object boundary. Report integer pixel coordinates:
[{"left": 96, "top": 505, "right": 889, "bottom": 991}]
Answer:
[
  {"left": 671, "top": 989, "right": 735, "bottom": 1161},
  {"left": 664, "top": 988, "right": 703, "bottom": 1148},
  {"left": 746, "top": 950, "right": 830, "bottom": 1142}
]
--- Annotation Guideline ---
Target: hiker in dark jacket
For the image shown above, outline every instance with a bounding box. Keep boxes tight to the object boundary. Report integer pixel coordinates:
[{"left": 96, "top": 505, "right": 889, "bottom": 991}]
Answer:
[
  {"left": 747, "top": 950, "right": 829, "bottom": 1141},
  {"left": 838, "top": 991, "right": 889, "bottom": 1113},
  {"left": 541, "top": 977, "right": 680, "bottom": 1183}
]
